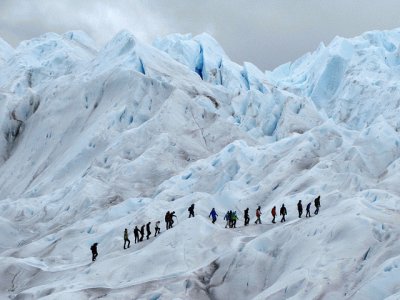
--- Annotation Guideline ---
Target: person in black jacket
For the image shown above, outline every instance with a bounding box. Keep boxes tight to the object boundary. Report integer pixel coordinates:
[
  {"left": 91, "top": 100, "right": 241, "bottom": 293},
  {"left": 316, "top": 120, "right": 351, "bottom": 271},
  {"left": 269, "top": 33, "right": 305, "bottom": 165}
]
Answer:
[
  {"left": 244, "top": 208, "right": 250, "bottom": 226},
  {"left": 170, "top": 211, "right": 177, "bottom": 228},
  {"left": 188, "top": 204, "right": 195, "bottom": 218},
  {"left": 90, "top": 243, "right": 98, "bottom": 261},
  {"left": 280, "top": 204, "right": 287, "bottom": 222},
  {"left": 306, "top": 202, "right": 311, "bottom": 218},
  {"left": 134, "top": 226, "right": 140, "bottom": 243},
  {"left": 154, "top": 221, "right": 161, "bottom": 237},
  {"left": 146, "top": 222, "right": 152, "bottom": 240},
  {"left": 165, "top": 211, "right": 171, "bottom": 230},
  {"left": 314, "top": 196, "right": 321, "bottom": 215},
  {"left": 140, "top": 225, "right": 145, "bottom": 241},
  {"left": 297, "top": 200, "right": 303, "bottom": 218}
]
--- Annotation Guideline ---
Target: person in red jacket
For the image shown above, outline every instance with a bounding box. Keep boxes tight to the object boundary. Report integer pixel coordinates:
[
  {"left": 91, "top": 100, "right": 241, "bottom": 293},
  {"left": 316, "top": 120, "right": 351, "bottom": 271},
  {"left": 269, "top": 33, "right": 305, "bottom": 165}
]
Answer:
[
  {"left": 255, "top": 206, "right": 262, "bottom": 224},
  {"left": 271, "top": 206, "right": 276, "bottom": 223}
]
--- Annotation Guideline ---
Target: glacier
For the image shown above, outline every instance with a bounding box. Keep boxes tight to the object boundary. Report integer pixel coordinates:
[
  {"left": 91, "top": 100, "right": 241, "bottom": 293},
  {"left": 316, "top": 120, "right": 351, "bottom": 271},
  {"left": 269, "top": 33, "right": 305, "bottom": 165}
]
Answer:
[{"left": 0, "top": 28, "right": 399, "bottom": 299}]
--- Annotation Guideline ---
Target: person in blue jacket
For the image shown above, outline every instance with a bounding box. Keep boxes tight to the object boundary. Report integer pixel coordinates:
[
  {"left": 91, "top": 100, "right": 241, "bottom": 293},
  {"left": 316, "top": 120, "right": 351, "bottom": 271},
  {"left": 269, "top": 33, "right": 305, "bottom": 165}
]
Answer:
[{"left": 209, "top": 208, "right": 218, "bottom": 224}]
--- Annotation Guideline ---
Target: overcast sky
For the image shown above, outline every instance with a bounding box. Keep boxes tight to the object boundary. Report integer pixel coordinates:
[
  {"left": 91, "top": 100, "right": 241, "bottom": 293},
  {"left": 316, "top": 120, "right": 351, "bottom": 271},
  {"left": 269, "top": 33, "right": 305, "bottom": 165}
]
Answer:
[{"left": 1, "top": 0, "right": 400, "bottom": 70}]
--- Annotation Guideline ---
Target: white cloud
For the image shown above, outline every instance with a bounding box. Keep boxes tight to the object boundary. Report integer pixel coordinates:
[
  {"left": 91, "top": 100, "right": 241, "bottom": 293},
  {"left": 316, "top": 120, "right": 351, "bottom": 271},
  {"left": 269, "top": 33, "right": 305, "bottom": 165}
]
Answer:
[{"left": 0, "top": 0, "right": 400, "bottom": 70}]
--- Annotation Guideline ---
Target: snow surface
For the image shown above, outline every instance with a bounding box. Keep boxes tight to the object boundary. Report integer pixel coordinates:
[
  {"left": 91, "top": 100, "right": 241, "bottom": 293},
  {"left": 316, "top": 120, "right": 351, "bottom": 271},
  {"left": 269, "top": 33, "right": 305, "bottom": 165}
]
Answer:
[{"left": 0, "top": 28, "right": 400, "bottom": 299}]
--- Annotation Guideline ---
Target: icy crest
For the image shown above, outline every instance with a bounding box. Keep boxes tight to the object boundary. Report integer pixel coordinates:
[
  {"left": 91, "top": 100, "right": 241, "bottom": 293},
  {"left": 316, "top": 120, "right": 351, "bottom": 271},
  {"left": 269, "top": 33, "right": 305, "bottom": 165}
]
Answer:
[
  {"left": 0, "top": 37, "right": 14, "bottom": 64},
  {"left": 154, "top": 33, "right": 267, "bottom": 93},
  {"left": 271, "top": 29, "right": 400, "bottom": 129}
]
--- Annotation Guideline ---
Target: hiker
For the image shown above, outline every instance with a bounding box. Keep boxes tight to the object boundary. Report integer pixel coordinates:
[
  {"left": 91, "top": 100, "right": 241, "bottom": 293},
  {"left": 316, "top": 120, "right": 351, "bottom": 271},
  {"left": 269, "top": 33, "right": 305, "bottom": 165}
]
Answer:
[
  {"left": 255, "top": 206, "right": 262, "bottom": 224},
  {"left": 134, "top": 226, "right": 140, "bottom": 243},
  {"left": 224, "top": 211, "right": 230, "bottom": 228},
  {"left": 165, "top": 211, "right": 171, "bottom": 230},
  {"left": 140, "top": 225, "right": 145, "bottom": 241},
  {"left": 297, "top": 200, "right": 303, "bottom": 218},
  {"left": 209, "top": 208, "right": 218, "bottom": 224},
  {"left": 170, "top": 211, "right": 177, "bottom": 228},
  {"left": 154, "top": 221, "right": 161, "bottom": 237},
  {"left": 228, "top": 210, "right": 233, "bottom": 228},
  {"left": 280, "top": 204, "right": 287, "bottom": 222},
  {"left": 123, "top": 228, "right": 130, "bottom": 249},
  {"left": 146, "top": 222, "right": 151, "bottom": 240},
  {"left": 271, "top": 206, "right": 276, "bottom": 223},
  {"left": 306, "top": 202, "right": 311, "bottom": 218},
  {"left": 314, "top": 196, "right": 321, "bottom": 215},
  {"left": 188, "top": 204, "right": 195, "bottom": 218},
  {"left": 244, "top": 208, "right": 250, "bottom": 226},
  {"left": 90, "top": 243, "right": 98, "bottom": 261},
  {"left": 232, "top": 211, "right": 238, "bottom": 228}
]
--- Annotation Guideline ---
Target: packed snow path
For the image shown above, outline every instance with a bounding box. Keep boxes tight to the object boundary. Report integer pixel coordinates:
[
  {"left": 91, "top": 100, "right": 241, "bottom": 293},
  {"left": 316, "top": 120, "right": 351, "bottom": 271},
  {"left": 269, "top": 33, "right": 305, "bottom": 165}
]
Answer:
[{"left": 0, "top": 29, "right": 400, "bottom": 299}]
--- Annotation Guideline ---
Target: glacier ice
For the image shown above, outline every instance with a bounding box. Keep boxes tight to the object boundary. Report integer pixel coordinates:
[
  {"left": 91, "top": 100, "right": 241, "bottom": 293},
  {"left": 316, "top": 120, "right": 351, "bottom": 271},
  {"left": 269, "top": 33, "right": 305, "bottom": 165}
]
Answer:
[{"left": 0, "top": 28, "right": 399, "bottom": 299}]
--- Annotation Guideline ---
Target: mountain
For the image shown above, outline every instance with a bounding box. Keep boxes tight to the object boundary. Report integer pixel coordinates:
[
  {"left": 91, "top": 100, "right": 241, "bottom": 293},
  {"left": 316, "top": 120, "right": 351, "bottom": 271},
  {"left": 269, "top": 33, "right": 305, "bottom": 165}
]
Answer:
[{"left": 0, "top": 28, "right": 399, "bottom": 300}]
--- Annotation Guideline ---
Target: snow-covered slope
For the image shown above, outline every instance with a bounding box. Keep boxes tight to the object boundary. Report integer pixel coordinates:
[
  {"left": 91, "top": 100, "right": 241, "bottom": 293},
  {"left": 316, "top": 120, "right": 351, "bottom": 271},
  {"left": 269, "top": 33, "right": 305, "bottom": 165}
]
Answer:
[{"left": 0, "top": 28, "right": 399, "bottom": 300}]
